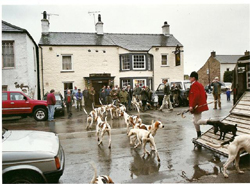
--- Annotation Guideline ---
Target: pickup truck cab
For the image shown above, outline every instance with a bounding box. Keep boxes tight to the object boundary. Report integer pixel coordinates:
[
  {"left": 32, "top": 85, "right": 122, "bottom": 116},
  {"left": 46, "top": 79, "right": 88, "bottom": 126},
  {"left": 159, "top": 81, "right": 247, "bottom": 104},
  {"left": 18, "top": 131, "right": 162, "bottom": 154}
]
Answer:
[{"left": 2, "top": 91, "right": 48, "bottom": 121}]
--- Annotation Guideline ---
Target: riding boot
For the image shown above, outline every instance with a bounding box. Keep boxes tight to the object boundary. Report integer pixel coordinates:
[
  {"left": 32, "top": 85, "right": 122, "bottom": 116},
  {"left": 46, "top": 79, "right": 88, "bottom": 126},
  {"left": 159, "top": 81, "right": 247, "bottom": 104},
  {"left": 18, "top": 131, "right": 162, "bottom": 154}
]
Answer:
[{"left": 197, "top": 131, "right": 201, "bottom": 138}]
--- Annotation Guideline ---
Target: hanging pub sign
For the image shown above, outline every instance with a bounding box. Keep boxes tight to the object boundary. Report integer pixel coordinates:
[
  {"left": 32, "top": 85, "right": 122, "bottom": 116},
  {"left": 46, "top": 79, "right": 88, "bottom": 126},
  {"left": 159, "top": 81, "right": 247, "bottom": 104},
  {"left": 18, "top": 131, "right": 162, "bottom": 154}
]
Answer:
[{"left": 172, "top": 44, "right": 183, "bottom": 66}]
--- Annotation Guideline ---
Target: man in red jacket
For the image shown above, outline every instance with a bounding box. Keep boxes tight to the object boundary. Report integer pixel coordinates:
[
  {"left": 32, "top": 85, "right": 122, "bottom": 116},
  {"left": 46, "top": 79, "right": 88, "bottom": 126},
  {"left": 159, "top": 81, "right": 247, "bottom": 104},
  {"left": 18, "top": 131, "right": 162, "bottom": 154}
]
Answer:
[
  {"left": 189, "top": 72, "right": 208, "bottom": 138},
  {"left": 47, "top": 89, "right": 56, "bottom": 121}
]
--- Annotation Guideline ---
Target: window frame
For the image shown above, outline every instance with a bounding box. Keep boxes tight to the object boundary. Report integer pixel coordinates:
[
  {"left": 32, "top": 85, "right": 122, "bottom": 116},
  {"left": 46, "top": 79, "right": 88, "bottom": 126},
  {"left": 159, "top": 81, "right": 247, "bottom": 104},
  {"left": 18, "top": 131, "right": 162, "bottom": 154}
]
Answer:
[
  {"left": 121, "top": 79, "right": 131, "bottom": 87},
  {"left": 62, "top": 81, "right": 74, "bottom": 96},
  {"left": 132, "top": 55, "right": 146, "bottom": 70},
  {"left": 61, "top": 54, "right": 73, "bottom": 71},
  {"left": 161, "top": 54, "right": 169, "bottom": 67},
  {"left": 121, "top": 55, "right": 130, "bottom": 71},
  {"left": 133, "top": 79, "right": 147, "bottom": 88},
  {"left": 2, "top": 40, "right": 15, "bottom": 69}
]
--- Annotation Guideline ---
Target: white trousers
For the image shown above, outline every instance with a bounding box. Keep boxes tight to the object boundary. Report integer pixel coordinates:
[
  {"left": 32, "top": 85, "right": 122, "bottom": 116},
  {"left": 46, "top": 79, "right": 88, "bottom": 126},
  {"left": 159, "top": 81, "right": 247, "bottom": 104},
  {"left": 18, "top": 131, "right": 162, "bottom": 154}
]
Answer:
[{"left": 192, "top": 113, "right": 208, "bottom": 131}]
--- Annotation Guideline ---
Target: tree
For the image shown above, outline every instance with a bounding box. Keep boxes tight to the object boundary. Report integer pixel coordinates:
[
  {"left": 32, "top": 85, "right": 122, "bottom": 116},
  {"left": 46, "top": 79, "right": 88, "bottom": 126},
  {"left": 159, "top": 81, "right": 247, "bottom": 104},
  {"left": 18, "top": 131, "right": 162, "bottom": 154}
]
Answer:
[{"left": 223, "top": 70, "right": 233, "bottom": 82}]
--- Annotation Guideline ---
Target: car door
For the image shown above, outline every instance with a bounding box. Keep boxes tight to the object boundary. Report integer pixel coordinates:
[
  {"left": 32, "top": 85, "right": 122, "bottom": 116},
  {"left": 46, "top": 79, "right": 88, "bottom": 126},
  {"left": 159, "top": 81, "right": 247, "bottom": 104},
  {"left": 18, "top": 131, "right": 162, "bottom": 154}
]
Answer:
[
  {"left": 9, "top": 92, "right": 31, "bottom": 114},
  {"left": 2, "top": 92, "right": 10, "bottom": 115}
]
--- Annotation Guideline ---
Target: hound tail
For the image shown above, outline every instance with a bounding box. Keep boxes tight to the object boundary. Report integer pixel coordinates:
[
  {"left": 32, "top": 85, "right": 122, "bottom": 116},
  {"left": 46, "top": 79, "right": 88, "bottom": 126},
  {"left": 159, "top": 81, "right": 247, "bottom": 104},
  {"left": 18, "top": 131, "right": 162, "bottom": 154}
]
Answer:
[
  {"left": 99, "top": 98, "right": 103, "bottom": 105},
  {"left": 147, "top": 132, "right": 151, "bottom": 138},
  {"left": 83, "top": 108, "right": 88, "bottom": 115},
  {"left": 92, "top": 103, "right": 95, "bottom": 110},
  {"left": 105, "top": 116, "right": 107, "bottom": 122},
  {"left": 90, "top": 162, "right": 97, "bottom": 184}
]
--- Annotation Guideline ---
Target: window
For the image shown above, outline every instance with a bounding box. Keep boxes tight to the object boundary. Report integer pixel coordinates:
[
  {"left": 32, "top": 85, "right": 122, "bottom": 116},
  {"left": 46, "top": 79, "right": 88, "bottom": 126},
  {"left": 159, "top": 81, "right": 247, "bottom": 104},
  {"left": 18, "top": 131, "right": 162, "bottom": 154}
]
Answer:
[
  {"left": 121, "top": 79, "right": 130, "bottom": 87},
  {"left": 133, "top": 79, "right": 146, "bottom": 88},
  {"left": 132, "top": 55, "right": 145, "bottom": 70},
  {"left": 10, "top": 93, "right": 25, "bottom": 101},
  {"left": 2, "top": 93, "right": 8, "bottom": 101},
  {"left": 2, "top": 85, "right": 8, "bottom": 91},
  {"left": 121, "top": 55, "right": 130, "bottom": 70},
  {"left": 63, "top": 82, "right": 73, "bottom": 95},
  {"left": 2, "top": 41, "right": 14, "bottom": 68},
  {"left": 161, "top": 55, "right": 168, "bottom": 66},
  {"left": 62, "top": 55, "right": 72, "bottom": 70}
]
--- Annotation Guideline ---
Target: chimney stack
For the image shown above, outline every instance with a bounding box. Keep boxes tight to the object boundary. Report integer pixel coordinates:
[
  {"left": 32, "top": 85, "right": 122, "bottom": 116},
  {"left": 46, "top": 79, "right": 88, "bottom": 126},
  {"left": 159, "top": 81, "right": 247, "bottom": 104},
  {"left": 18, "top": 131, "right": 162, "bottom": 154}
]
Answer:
[
  {"left": 211, "top": 51, "right": 216, "bottom": 57},
  {"left": 95, "top": 14, "right": 104, "bottom": 35},
  {"left": 245, "top": 50, "right": 250, "bottom": 56},
  {"left": 162, "top": 21, "right": 170, "bottom": 35},
  {"left": 41, "top": 11, "right": 49, "bottom": 35}
]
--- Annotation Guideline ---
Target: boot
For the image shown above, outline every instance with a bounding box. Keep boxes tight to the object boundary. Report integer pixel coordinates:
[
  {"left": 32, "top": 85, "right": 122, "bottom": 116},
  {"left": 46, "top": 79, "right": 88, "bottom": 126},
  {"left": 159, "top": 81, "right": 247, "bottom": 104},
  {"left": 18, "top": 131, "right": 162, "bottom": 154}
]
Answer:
[{"left": 197, "top": 131, "right": 201, "bottom": 138}]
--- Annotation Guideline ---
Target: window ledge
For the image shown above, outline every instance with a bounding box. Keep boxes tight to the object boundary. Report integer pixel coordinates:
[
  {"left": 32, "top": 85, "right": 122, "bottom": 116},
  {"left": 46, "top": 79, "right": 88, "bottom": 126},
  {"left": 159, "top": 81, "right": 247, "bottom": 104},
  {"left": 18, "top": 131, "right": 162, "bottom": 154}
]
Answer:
[
  {"left": 2, "top": 67, "right": 15, "bottom": 70},
  {"left": 61, "top": 70, "right": 75, "bottom": 73},
  {"left": 161, "top": 65, "right": 170, "bottom": 67}
]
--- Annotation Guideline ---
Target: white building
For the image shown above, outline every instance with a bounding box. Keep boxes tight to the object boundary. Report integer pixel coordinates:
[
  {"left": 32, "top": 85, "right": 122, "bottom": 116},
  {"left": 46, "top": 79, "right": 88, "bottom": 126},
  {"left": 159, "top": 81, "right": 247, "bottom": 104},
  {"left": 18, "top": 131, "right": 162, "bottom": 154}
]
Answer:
[
  {"left": 39, "top": 12, "right": 184, "bottom": 104},
  {"left": 2, "top": 21, "right": 40, "bottom": 99}
]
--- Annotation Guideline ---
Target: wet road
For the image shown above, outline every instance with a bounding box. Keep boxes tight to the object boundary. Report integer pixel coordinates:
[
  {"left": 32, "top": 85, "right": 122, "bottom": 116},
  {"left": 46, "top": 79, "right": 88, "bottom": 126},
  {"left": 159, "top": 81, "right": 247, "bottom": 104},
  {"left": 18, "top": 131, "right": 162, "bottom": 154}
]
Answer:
[{"left": 3, "top": 94, "right": 250, "bottom": 183}]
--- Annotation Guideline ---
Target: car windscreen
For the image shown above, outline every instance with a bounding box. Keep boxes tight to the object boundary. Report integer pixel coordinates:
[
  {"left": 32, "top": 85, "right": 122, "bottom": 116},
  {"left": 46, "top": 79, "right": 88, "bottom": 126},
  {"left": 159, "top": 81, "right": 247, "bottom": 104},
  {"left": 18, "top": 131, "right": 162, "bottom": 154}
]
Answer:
[
  {"left": 184, "top": 82, "right": 191, "bottom": 90},
  {"left": 157, "top": 84, "right": 165, "bottom": 91},
  {"left": 55, "top": 95, "right": 62, "bottom": 101}
]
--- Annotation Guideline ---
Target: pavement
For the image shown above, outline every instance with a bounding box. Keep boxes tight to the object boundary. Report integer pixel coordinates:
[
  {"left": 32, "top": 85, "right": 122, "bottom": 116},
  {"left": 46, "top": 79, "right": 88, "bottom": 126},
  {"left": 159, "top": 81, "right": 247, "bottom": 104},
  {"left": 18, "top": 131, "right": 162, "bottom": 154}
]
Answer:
[{"left": 2, "top": 94, "right": 250, "bottom": 183}]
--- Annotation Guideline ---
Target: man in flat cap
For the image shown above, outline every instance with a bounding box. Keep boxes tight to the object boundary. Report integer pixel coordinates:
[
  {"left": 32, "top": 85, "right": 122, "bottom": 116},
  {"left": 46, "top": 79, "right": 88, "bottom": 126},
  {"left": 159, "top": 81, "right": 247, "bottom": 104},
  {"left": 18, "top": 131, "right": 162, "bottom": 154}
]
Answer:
[{"left": 211, "top": 77, "right": 223, "bottom": 110}]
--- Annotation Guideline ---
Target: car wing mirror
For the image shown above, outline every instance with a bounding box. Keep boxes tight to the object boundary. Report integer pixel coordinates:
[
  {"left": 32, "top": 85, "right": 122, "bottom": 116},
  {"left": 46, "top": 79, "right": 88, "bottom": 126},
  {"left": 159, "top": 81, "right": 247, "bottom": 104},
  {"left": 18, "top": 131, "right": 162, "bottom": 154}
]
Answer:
[{"left": 23, "top": 96, "right": 27, "bottom": 100}]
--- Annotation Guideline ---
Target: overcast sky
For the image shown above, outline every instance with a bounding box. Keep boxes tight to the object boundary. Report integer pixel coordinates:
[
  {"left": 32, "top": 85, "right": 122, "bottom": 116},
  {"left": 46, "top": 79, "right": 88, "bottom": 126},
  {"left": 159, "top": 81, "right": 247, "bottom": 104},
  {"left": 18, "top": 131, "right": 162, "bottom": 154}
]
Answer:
[{"left": 2, "top": 4, "right": 250, "bottom": 75}]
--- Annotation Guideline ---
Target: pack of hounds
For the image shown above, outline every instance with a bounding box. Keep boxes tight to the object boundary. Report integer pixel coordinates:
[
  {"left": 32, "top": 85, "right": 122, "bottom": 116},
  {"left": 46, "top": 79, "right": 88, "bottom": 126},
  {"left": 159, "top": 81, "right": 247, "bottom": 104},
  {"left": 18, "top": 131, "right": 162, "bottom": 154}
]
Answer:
[
  {"left": 84, "top": 100, "right": 250, "bottom": 183},
  {"left": 83, "top": 99, "right": 164, "bottom": 183}
]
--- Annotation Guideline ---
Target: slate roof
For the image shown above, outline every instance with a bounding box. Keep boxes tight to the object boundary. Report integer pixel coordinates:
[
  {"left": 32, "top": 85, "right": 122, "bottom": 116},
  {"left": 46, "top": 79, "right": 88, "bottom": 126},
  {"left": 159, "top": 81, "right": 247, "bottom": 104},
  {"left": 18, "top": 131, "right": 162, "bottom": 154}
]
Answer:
[
  {"left": 2, "top": 20, "right": 37, "bottom": 47},
  {"left": 215, "top": 55, "right": 243, "bottom": 64},
  {"left": 39, "top": 32, "right": 183, "bottom": 51}
]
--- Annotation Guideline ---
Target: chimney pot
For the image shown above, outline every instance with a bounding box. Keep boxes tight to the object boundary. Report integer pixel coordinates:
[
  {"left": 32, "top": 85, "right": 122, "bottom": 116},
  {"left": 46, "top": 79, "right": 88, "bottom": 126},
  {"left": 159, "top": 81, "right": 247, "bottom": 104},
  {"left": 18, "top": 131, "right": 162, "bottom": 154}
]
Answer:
[
  {"left": 96, "top": 14, "right": 104, "bottom": 35},
  {"left": 41, "top": 10, "right": 49, "bottom": 35},
  {"left": 162, "top": 21, "right": 170, "bottom": 35},
  {"left": 211, "top": 51, "right": 216, "bottom": 57}
]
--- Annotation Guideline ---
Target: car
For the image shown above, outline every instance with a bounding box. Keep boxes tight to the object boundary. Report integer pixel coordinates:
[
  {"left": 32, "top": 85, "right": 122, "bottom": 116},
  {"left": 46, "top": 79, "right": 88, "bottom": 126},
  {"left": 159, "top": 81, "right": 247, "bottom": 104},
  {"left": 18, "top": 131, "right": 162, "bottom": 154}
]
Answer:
[
  {"left": 2, "top": 91, "right": 48, "bottom": 121},
  {"left": 2, "top": 129, "right": 65, "bottom": 183},
  {"left": 205, "top": 84, "right": 213, "bottom": 94},
  {"left": 43, "top": 92, "right": 65, "bottom": 116},
  {"left": 154, "top": 80, "right": 191, "bottom": 107},
  {"left": 222, "top": 82, "right": 232, "bottom": 92}
]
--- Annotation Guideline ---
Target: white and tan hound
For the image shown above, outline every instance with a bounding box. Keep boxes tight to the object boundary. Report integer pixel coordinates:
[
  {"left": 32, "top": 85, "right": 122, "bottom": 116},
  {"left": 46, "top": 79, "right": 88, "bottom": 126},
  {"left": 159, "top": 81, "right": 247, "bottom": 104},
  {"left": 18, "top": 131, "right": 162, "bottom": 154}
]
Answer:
[
  {"left": 134, "top": 120, "right": 164, "bottom": 137},
  {"left": 90, "top": 163, "right": 114, "bottom": 184},
  {"left": 123, "top": 112, "right": 142, "bottom": 134},
  {"left": 96, "top": 116, "right": 112, "bottom": 149}
]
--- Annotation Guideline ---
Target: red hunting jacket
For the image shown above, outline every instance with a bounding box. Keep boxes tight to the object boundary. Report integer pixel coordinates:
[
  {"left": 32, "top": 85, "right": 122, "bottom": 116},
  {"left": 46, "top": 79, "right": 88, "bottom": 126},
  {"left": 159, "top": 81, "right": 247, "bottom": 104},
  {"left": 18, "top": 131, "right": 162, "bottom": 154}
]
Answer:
[{"left": 188, "top": 81, "right": 208, "bottom": 114}]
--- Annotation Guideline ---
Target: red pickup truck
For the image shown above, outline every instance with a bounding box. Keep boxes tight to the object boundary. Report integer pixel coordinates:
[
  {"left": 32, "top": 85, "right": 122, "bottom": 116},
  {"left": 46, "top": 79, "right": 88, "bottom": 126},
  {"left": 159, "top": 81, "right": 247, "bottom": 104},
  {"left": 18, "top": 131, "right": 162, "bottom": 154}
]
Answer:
[{"left": 2, "top": 91, "right": 48, "bottom": 121}]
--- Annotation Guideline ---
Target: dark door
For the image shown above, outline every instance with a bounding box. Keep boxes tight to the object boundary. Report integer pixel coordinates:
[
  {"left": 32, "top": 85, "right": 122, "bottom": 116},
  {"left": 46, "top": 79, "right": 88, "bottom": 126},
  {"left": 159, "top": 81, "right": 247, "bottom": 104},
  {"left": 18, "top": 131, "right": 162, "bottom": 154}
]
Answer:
[{"left": 92, "top": 80, "right": 108, "bottom": 106}]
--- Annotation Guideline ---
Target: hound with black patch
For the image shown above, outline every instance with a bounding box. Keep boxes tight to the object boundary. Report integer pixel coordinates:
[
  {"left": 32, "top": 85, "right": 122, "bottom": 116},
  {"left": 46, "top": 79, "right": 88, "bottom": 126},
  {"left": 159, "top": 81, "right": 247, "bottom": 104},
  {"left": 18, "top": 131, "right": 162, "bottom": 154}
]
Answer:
[
  {"left": 90, "top": 163, "right": 114, "bottom": 184},
  {"left": 128, "top": 128, "right": 160, "bottom": 162},
  {"left": 96, "top": 116, "right": 112, "bottom": 149},
  {"left": 206, "top": 134, "right": 250, "bottom": 178}
]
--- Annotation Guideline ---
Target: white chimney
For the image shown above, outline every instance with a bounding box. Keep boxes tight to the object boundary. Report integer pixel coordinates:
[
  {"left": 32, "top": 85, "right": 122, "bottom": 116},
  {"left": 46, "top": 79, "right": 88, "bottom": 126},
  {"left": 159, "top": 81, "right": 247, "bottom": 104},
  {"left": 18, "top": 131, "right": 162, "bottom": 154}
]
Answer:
[
  {"left": 95, "top": 14, "right": 104, "bottom": 35},
  {"left": 162, "top": 21, "right": 170, "bottom": 35},
  {"left": 41, "top": 11, "right": 49, "bottom": 35}
]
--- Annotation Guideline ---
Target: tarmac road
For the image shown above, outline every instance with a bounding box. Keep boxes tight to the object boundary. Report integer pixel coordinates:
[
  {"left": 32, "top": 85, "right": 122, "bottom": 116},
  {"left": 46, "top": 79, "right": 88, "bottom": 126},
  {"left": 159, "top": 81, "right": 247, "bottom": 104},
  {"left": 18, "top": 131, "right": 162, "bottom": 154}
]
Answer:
[{"left": 3, "top": 94, "right": 250, "bottom": 183}]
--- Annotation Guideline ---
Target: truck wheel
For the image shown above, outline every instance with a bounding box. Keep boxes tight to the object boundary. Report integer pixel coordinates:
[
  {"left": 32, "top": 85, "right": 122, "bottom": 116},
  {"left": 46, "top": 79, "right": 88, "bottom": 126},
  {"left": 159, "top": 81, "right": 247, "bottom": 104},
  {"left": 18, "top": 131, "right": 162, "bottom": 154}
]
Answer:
[
  {"left": 34, "top": 108, "right": 48, "bottom": 121},
  {"left": 3, "top": 171, "right": 44, "bottom": 183}
]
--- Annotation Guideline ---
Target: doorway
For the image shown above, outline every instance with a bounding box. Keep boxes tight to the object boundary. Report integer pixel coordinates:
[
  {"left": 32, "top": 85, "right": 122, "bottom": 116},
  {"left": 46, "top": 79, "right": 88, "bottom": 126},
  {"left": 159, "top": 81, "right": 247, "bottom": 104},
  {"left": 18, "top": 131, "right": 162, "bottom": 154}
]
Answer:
[{"left": 92, "top": 80, "right": 108, "bottom": 106}]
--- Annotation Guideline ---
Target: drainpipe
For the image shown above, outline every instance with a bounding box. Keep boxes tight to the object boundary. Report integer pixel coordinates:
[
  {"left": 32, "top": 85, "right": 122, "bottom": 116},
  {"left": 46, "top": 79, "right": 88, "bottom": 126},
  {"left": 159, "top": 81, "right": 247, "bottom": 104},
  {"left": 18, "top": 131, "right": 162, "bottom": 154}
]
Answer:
[{"left": 39, "top": 45, "right": 45, "bottom": 98}]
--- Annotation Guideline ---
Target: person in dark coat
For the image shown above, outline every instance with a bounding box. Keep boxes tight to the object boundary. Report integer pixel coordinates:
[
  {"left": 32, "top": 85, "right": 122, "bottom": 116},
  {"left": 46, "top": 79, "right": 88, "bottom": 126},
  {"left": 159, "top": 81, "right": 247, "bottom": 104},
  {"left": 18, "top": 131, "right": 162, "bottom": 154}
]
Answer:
[
  {"left": 126, "top": 85, "right": 133, "bottom": 111},
  {"left": 188, "top": 71, "right": 208, "bottom": 138},
  {"left": 47, "top": 89, "right": 56, "bottom": 121},
  {"left": 141, "top": 86, "right": 148, "bottom": 112},
  {"left": 82, "top": 87, "right": 89, "bottom": 107},
  {"left": 100, "top": 89, "right": 106, "bottom": 105},
  {"left": 64, "top": 89, "right": 74, "bottom": 119},
  {"left": 105, "top": 86, "right": 112, "bottom": 105},
  {"left": 159, "top": 79, "right": 173, "bottom": 111}
]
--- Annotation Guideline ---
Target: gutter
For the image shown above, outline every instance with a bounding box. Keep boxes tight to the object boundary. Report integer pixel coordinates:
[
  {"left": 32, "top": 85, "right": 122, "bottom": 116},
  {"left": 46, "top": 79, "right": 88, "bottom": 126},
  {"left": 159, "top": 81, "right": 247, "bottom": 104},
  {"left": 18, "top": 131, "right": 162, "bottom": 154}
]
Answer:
[{"left": 39, "top": 45, "right": 45, "bottom": 98}]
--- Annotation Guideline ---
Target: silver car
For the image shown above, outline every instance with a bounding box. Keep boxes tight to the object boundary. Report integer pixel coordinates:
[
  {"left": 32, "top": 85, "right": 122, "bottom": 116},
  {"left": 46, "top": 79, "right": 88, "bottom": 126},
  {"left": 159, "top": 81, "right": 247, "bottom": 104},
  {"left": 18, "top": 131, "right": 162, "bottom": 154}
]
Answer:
[{"left": 2, "top": 129, "right": 65, "bottom": 183}]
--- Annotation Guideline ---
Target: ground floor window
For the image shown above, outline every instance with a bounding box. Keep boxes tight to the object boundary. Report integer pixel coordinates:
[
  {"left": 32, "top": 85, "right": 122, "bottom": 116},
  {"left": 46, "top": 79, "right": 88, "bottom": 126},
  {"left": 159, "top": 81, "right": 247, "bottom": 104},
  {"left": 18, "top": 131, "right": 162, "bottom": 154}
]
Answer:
[
  {"left": 121, "top": 79, "right": 131, "bottom": 87},
  {"left": 133, "top": 79, "right": 146, "bottom": 88},
  {"left": 63, "top": 82, "right": 73, "bottom": 96},
  {"left": 2, "top": 85, "right": 8, "bottom": 91}
]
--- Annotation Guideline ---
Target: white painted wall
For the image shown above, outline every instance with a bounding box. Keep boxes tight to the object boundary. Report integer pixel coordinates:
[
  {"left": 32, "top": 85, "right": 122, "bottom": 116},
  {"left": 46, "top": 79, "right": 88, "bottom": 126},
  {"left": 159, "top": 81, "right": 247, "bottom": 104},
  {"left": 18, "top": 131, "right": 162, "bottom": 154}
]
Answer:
[
  {"left": 220, "top": 63, "right": 236, "bottom": 81},
  {"left": 2, "top": 33, "right": 38, "bottom": 99},
  {"left": 40, "top": 45, "right": 184, "bottom": 97}
]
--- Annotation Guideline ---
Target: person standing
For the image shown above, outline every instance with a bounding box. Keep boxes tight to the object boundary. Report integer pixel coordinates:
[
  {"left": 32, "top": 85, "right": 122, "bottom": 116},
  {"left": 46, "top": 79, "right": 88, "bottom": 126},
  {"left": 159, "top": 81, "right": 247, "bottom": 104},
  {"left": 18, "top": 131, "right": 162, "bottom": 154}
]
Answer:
[
  {"left": 159, "top": 79, "right": 173, "bottom": 111},
  {"left": 171, "top": 83, "right": 180, "bottom": 106},
  {"left": 188, "top": 71, "right": 208, "bottom": 138},
  {"left": 226, "top": 88, "right": 231, "bottom": 101},
  {"left": 211, "top": 77, "right": 223, "bottom": 110},
  {"left": 65, "top": 90, "right": 74, "bottom": 119},
  {"left": 133, "top": 84, "right": 142, "bottom": 101},
  {"left": 141, "top": 86, "right": 149, "bottom": 112},
  {"left": 72, "top": 86, "right": 78, "bottom": 95},
  {"left": 105, "top": 86, "right": 112, "bottom": 105},
  {"left": 76, "top": 89, "right": 83, "bottom": 111},
  {"left": 82, "top": 87, "right": 89, "bottom": 107},
  {"left": 89, "top": 87, "right": 96, "bottom": 107},
  {"left": 47, "top": 89, "right": 56, "bottom": 121},
  {"left": 126, "top": 85, "right": 133, "bottom": 111},
  {"left": 100, "top": 89, "right": 106, "bottom": 105},
  {"left": 110, "top": 87, "right": 118, "bottom": 105},
  {"left": 119, "top": 87, "right": 128, "bottom": 109}
]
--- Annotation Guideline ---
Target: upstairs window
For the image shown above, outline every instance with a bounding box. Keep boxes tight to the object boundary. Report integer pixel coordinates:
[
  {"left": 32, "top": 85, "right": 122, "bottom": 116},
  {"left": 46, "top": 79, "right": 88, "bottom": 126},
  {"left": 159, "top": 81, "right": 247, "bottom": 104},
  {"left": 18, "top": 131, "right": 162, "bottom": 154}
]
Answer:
[
  {"left": 62, "top": 55, "right": 72, "bottom": 70},
  {"left": 121, "top": 55, "right": 130, "bottom": 70},
  {"left": 132, "top": 55, "right": 145, "bottom": 70},
  {"left": 161, "top": 55, "right": 168, "bottom": 66},
  {"left": 2, "top": 41, "right": 15, "bottom": 68}
]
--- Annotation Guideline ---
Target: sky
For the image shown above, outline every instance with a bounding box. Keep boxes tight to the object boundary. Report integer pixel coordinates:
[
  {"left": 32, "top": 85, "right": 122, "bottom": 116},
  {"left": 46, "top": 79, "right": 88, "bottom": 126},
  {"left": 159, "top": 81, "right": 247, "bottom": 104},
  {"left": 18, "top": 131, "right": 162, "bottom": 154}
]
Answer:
[{"left": 2, "top": 3, "right": 250, "bottom": 75}]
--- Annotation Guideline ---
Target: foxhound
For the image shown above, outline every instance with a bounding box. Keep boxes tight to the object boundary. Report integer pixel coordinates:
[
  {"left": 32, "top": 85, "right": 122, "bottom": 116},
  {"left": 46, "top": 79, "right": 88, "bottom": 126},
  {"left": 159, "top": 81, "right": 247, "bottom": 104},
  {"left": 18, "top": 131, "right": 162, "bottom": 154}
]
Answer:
[
  {"left": 134, "top": 120, "right": 164, "bottom": 137},
  {"left": 84, "top": 108, "right": 98, "bottom": 130},
  {"left": 128, "top": 128, "right": 160, "bottom": 162},
  {"left": 123, "top": 111, "right": 142, "bottom": 134},
  {"left": 96, "top": 116, "right": 112, "bottom": 149},
  {"left": 90, "top": 163, "right": 114, "bottom": 184},
  {"left": 207, "top": 134, "right": 250, "bottom": 178}
]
